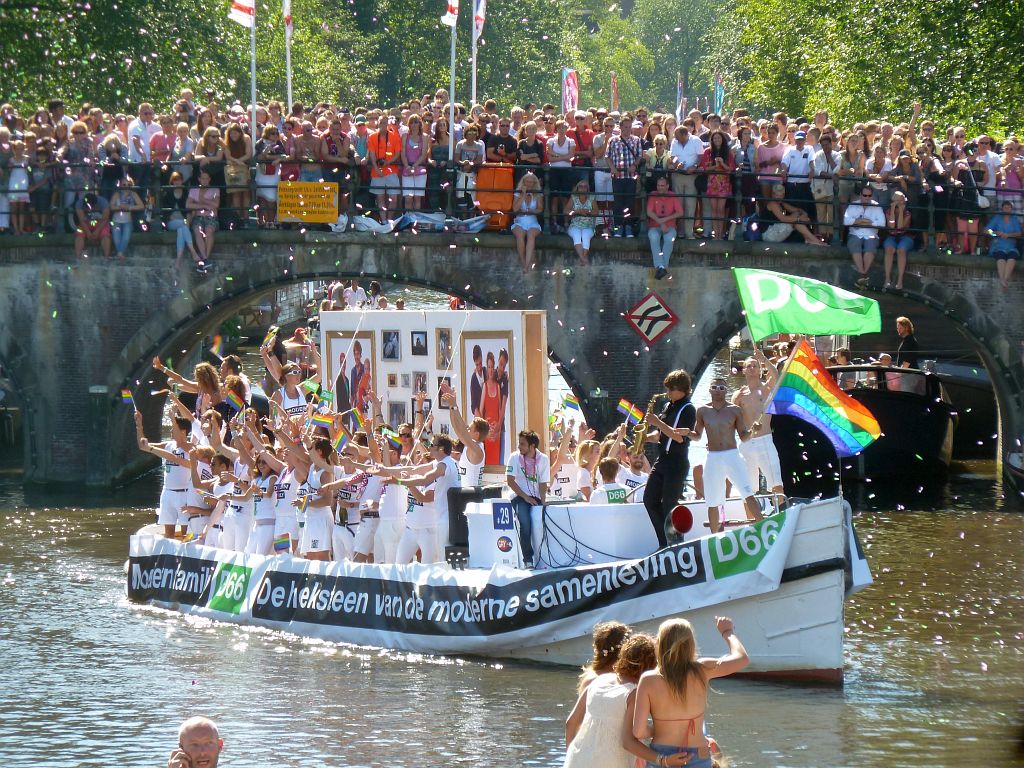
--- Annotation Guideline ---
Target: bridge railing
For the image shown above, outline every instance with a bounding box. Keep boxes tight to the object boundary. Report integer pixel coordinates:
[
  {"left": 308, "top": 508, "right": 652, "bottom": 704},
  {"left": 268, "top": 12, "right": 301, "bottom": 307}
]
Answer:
[{"left": 2, "top": 159, "right": 1006, "bottom": 255}]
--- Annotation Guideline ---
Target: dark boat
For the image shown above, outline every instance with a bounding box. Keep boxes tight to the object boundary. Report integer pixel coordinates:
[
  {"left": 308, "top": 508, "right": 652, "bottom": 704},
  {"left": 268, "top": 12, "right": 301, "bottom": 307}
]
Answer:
[
  {"left": 1005, "top": 451, "right": 1024, "bottom": 504},
  {"left": 773, "top": 365, "right": 958, "bottom": 495}
]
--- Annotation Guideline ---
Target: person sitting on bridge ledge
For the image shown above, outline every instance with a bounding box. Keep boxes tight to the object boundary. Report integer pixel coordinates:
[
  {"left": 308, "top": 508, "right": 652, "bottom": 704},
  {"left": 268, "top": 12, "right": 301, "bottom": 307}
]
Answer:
[
  {"left": 844, "top": 186, "right": 886, "bottom": 286},
  {"left": 73, "top": 192, "right": 112, "bottom": 259},
  {"left": 168, "top": 716, "right": 223, "bottom": 768}
]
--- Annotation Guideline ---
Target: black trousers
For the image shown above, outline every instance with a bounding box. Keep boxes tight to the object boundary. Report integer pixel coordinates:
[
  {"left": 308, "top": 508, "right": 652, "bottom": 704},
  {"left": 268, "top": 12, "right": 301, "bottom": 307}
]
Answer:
[{"left": 643, "top": 458, "right": 689, "bottom": 548}]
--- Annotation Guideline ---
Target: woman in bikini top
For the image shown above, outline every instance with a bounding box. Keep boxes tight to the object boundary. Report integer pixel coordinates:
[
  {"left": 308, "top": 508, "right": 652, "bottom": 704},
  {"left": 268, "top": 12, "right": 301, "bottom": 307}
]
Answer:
[{"left": 628, "top": 616, "right": 749, "bottom": 768}]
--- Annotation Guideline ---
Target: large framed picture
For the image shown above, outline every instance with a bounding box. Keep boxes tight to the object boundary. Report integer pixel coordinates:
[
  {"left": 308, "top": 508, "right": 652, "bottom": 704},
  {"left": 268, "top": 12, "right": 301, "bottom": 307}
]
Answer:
[
  {"left": 462, "top": 330, "right": 514, "bottom": 470},
  {"left": 325, "top": 330, "right": 375, "bottom": 420},
  {"left": 388, "top": 401, "right": 407, "bottom": 429},
  {"left": 382, "top": 330, "right": 401, "bottom": 361},
  {"left": 410, "top": 330, "right": 428, "bottom": 356}
]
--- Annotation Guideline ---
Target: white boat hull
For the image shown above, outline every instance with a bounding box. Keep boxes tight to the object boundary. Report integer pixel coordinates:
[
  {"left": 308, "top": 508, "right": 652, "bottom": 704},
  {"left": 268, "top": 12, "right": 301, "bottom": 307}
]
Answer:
[{"left": 127, "top": 497, "right": 866, "bottom": 685}]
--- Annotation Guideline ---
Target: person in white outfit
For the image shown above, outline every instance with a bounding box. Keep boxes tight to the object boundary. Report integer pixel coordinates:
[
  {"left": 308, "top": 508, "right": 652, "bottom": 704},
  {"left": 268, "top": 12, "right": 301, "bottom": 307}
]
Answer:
[
  {"left": 439, "top": 383, "right": 488, "bottom": 487},
  {"left": 134, "top": 411, "right": 193, "bottom": 539},
  {"left": 564, "top": 634, "right": 690, "bottom": 768}
]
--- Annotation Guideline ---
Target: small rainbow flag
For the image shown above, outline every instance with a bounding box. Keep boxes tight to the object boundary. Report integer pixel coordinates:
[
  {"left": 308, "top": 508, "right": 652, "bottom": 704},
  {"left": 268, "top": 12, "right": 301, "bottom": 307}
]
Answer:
[
  {"left": 297, "top": 494, "right": 310, "bottom": 514},
  {"left": 333, "top": 430, "right": 350, "bottom": 453},
  {"left": 628, "top": 404, "right": 644, "bottom": 424},
  {"left": 311, "top": 412, "right": 334, "bottom": 429},
  {"left": 273, "top": 533, "right": 290, "bottom": 552},
  {"left": 351, "top": 409, "right": 367, "bottom": 430},
  {"left": 563, "top": 394, "right": 580, "bottom": 411},
  {"left": 262, "top": 325, "right": 280, "bottom": 347},
  {"left": 210, "top": 334, "right": 223, "bottom": 357},
  {"left": 226, "top": 391, "right": 245, "bottom": 412},
  {"left": 383, "top": 428, "right": 402, "bottom": 450},
  {"left": 120, "top": 388, "right": 135, "bottom": 405},
  {"left": 182, "top": 532, "right": 197, "bottom": 543},
  {"left": 616, "top": 398, "right": 633, "bottom": 416}
]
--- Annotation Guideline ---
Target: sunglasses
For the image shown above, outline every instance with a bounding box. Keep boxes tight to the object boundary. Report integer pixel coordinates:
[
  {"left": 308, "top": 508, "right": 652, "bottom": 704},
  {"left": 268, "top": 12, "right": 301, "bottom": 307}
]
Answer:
[
  {"left": 709, "top": 384, "right": 727, "bottom": 391},
  {"left": 399, "top": 432, "right": 413, "bottom": 439}
]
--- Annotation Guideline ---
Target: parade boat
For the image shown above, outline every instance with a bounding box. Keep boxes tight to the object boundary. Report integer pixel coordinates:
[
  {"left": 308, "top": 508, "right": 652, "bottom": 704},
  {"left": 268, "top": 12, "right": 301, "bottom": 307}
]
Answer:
[
  {"left": 774, "top": 364, "right": 957, "bottom": 490},
  {"left": 1005, "top": 450, "right": 1024, "bottom": 502},
  {"left": 127, "top": 494, "right": 871, "bottom": 685}
]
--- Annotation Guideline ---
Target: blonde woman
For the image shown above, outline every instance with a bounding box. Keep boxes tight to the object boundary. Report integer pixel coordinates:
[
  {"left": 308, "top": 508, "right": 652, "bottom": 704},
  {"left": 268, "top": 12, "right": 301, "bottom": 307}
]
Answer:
[
  {"left": 223, "top": 122, "right": 252, "bottom": 225},
  {"left": 512, "top": 171, "right": 544, "bottom": 272},
  {"left": 566, "top": 178, "right": 597, "bottom": 265},
  {"left": 575, "top": 439, "right": 600, "bottom": 501},
  {"left": 630, "top": 617, "right": 749, "bottom": 768}
]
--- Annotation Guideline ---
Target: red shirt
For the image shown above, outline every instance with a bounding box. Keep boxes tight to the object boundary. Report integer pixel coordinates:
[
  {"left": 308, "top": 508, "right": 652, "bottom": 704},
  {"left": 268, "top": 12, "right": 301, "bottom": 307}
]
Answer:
[
  {"left": 647, "top": 192, "right": 682, "bottom": 230},
  {"left": 570, "top": 127, "right": 595, "bottom": 165},
  {"left": 150, "top": 132, "right": 175, "bottom": 163}
]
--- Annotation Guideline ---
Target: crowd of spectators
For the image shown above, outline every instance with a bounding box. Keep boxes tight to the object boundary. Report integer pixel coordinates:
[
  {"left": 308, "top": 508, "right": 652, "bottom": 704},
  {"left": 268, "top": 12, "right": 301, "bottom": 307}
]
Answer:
[{"left": 0, "top": 92, "right": 1019, "bottom": 285}]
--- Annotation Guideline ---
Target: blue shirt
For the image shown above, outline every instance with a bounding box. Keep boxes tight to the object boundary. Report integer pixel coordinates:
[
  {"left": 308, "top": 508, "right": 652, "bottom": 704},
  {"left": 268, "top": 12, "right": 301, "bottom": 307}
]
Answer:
[{"left": 988, "top": 214, "right": 1021, "bottom": 253}]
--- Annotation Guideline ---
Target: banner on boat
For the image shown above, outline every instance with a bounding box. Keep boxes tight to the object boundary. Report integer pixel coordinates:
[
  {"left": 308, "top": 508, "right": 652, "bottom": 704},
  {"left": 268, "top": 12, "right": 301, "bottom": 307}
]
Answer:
[{"left": 127, "top": 508, "right": 800, "bottom": 651}]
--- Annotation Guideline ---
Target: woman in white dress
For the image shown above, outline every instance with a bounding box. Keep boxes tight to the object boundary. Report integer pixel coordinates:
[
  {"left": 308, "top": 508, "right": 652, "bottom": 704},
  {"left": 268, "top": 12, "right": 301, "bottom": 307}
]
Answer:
[{"left": 564, "top": 634, "right": 690, "bottom": 768}]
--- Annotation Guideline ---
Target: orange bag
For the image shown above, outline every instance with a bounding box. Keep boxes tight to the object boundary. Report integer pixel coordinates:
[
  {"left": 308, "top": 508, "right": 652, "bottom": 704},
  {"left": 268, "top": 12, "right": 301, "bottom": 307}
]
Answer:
[{"left": 475, "top": 164, "right": 515, "bottom": 230}]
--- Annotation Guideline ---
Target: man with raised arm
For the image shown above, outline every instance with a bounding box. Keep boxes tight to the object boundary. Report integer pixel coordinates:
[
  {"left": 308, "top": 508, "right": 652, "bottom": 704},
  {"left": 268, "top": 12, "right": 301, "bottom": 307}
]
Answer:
[
  {"left": 439, "top": 382, "right": 489, "bottom": 487},
  {"left": 733, "top": 346, "right": 785, "bottom": 503},
  {"left": 168, "top": 716, "right": 223, "bottom": 768},
  {"left": 688, "top": 377, "right": 763, "bottom": 534},
  {"left": 135, "top": 410, "right": 193, "bottom": 539}
]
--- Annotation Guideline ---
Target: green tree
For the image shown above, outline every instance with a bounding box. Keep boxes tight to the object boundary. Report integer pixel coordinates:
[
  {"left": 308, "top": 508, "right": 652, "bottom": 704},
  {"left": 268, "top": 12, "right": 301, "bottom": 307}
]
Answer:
[{"left": 576, "top": 6, "right": 654, "bottom": 110}]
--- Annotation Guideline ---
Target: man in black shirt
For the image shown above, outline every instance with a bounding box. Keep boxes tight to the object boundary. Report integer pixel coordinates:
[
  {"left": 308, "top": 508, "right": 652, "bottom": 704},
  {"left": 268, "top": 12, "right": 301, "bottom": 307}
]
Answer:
[
  {"left": 895, "top": 316, "right": 919, "bottom": 369},
  {"left": 486, "top": 118, "right": 518, "bottom": 163},
  {"left": 641, "top": 369, "right": 697, "bottom": 548}
]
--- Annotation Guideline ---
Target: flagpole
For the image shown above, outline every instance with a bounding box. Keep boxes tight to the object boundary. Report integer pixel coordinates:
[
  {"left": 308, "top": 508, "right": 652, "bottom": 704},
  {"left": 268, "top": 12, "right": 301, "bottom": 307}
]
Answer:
[
  {"left": 448, "top": 22, "right": 456, "bottom": 164},
  {"left": 249, "top": 3, "right": 258, "bottom": 150},
  {"left": 471, "top": 31, "right": 477, "bottom": 107},
  {"left": 750, "top": 338, "right": 802, "bottom": 432},
  {"left": 284, "top": 3, "right": 293, "bottom": 110}
]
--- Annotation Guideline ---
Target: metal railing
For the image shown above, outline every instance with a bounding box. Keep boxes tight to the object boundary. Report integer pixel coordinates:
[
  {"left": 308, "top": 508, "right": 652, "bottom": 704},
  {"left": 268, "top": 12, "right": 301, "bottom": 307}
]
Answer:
[{"left": 0, "top": 159, "right": 1009, "bottom": 253}]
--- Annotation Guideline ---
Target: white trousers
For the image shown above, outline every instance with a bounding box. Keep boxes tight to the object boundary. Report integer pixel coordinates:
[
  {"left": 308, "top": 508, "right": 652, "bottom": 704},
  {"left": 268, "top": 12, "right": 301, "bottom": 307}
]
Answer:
[
  {"left": 395, "top": 526, "right": 441, "bottom": 564},
  {"left": 737, "top": 433, "right": 783, "bottom": 491},
  {"left": 374, "top": 519, "right": 404, "bottom": 563},
  {"left": 703, "top": 448, "right": 755, "bottom": 508}
]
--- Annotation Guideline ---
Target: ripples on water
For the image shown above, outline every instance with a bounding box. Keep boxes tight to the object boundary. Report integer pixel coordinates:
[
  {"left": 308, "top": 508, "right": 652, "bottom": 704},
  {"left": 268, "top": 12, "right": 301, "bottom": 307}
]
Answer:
[{"left": 0, "top": 473, "right": 1021, "bottom": 767}]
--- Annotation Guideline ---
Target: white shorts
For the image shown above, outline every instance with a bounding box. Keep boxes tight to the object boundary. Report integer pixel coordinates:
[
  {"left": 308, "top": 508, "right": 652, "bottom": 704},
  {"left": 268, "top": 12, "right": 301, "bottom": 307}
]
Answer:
[
  {"left": 374, "top": 519, "right": 404, "bottom": 563},
  {"left": 332, "top": 523, "right": 355, "bottom": 561},
  {"left": 300, "top": 508, "right": 334, "bottom": 554},
  {"left": 157, "top": 488, "right": 188, "bottom": 526},
  {"left": 369, "top": 173, "right": 400, "bottom": 194},
  {"left": 219, "top": 510, "right": 251, "bottom": 552},
  {"left": 401, "top": 174, "right": 426, "bottom": 196},
  {"left": 395, "top": 526, "right": 441, "bottom": 564},
  {"left": 353, "top": 517, "right": 379, "bottom": 556},
  {"left": 186, "top": 514, "right": 209, "bottom": 539},
  {"left": 737, "top": 434, "right": 783, "bottom": 491},
  {"left": 204, "top": 523, "right": 223, "bottom": 549},
  {"left": 703, "top": 449, "right": 755, "bottom": 508},
  {"left": 594, "top": 170, "right": 613, "bottom": 202},
  {"left": 245, "top": 520, "right": 276, "bottom": 555}
]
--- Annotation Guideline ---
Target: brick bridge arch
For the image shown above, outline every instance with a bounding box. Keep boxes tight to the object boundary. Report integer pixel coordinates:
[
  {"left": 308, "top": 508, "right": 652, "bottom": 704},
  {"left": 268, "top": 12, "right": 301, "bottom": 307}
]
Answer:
[{"left": 0, "top": 231, "right": 1021, "bottom": 489}]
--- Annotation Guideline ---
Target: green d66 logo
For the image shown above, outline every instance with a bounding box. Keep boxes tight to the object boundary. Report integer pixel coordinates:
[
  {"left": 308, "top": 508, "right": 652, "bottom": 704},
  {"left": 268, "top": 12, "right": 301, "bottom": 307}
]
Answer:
[
  {"left": 708, "top": 511, "right": 785, "bottom": 580},
  {"left": 207, "top": 562, "right": 253, "bottom": 614},
  {"left": 606, "top": 488, "right": 627, "bottom": 504}
]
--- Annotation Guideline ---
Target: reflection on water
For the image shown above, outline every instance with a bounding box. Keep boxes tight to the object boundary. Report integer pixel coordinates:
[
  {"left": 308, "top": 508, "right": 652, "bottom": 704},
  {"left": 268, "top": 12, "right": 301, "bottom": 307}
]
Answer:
[{"left": 0, "top": 475, "right": 1021, "bottom": 768}]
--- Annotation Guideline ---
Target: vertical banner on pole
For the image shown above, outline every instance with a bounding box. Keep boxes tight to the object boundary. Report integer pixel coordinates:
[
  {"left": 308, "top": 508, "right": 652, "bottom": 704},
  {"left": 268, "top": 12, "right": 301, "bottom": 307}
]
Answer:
[
  {"left": 610, "top": 72, "right": 619, "bottom": 112},
  {"left": 714, "top": 72, "right": 725, "bottom": 115},
  {"left": 471, "top": 0, "right": 486, "bottom": 106},
  {"left": 561, "top": 69, "right": 578, "bottom": 114},
  {"left": 675, "top": 72, "right": 684, "bottom": 122}
]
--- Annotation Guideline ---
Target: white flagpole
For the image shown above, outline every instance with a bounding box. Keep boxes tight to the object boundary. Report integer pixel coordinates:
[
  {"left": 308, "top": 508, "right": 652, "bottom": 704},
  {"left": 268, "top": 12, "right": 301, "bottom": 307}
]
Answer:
[
  {"left": 284, "top": 0, "right": 293, "bottom": 109},
  {"left": 249, "top": 3, "right": 258, "bottom": 143},
  {"left": 471, "top": 32, "right": 477, "bottom": 108},
  {"left": 448, "top": 23, "right": 456, "bottom": 163}
]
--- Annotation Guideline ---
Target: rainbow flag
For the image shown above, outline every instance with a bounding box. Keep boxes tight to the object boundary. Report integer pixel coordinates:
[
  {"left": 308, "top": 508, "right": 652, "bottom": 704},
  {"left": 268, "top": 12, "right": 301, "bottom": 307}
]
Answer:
[
  {"left": 225, "top": 391, "right": 245, "bottom": 412},
  {"left": 351, "top": 409, "right": 367, "bottom": 430},
  {"left": 382, "top": 428, "right": 402, "bottom": 450},
  {"left": 628, "top": 404, "right": 644, "bottom": 424},
  {"left": 273, "top": 533, "right": 290, "bottom": 552},
  {"left": 210, "top": 334, "right": 223, "bottom": 357},
  {"left": 563, "top": 394, "right": 580, "bottom": 411},
  {"left": 262, "top": 325, "right": 280, "bottom": 347},
  {"left": 297, "top": 494, "right": 310, "bottom": 514},
  {"left": 120, "top": 388, "right": 134, "bottom": 406},
  {"left": 767, "top": 339, "right": 881, "bottom": 457},
  {"left": 333, "top": 429, "right": 350, "bottom": 453},
  {"left": 616, "top": 398, "right": 633, "bottom": 417},
  {"left": 311, "top": 412, "right": 334, "bottom": 429},
  {"left": 182, "top": 532, "right": 197, "bottom": 543}
]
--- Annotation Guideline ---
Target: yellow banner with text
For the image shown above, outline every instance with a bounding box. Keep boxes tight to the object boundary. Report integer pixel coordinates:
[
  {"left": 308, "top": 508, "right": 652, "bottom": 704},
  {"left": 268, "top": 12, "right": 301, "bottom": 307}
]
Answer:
[{"left": 277, "top": 182, "right": 339, "bottom": 223}]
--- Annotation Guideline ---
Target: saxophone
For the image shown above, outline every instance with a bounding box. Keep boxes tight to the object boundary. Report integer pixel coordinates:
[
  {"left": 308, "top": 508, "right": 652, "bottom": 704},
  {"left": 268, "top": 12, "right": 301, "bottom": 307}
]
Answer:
[{"left": 631, "top": 393, "right": 665, "bottom": 456}]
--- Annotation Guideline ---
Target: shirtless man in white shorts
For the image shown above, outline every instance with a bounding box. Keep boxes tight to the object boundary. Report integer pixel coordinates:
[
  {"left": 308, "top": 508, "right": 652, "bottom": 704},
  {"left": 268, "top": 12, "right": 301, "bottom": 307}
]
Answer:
[
  {"left": 686, "top": 378, "right": 763, "bottom": 534},
  {"left": 733, "top": 346, "right": 785, "bottom": 502}
]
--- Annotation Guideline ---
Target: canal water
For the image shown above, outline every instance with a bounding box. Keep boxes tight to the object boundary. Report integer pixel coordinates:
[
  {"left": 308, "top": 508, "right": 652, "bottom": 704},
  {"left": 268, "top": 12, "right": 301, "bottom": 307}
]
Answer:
[{"left": 1, "top": 475, "right": 1021, "bottom": 768}]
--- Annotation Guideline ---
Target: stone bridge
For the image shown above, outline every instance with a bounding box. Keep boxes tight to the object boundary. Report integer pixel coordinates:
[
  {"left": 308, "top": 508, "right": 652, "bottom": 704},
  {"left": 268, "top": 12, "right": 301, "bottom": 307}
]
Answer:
[{"left": 1, "top": 229, "right": 1022, "bottom": 488}]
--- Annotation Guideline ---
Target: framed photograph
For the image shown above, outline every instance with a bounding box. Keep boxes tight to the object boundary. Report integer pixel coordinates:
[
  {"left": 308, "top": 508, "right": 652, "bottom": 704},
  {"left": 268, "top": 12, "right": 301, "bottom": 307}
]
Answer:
[
  {"left": 412, "top": 398, "right": 433, "bottom": 425},
  {"left": 387, "top": 373, "right": 398, "bottom": 388},
  {"left": 325, "top": 330, "right": 375, "bottom": 420},
  {"left": 388, "top": 401, "right": 407, "bottom": 429},
  {"left": 436, "top": 327, "right": 453, "bottom": 370},
  {"left": 382, "top": 330, "right": 401, "bottom": 361},
  {"left": 412, "top": 371, "right": 428, "bottom": 394},
  {"left": 400, "top": 373, "right": 411, "bottom": 388},
  {"left": 462, "top": 331, "right": 514, "bottom": 471},
  {"left": 410, "top": 330, "right": 428, "bottom": 356},
  {"left": 436, "top": 376, "right": 452, "bottom": 409}
]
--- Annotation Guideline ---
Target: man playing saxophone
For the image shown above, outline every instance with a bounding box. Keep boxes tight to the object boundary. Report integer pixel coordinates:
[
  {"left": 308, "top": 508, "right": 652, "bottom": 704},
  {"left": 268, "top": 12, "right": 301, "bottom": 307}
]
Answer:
[{"left": 640, "top": 369, "right": 697, "bottom": 548}]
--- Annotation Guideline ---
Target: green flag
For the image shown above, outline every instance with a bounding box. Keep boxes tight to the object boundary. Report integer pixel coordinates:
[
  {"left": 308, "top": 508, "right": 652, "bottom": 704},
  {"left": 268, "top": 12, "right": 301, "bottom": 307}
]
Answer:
[{"left": 733, "top": 268, "right": 881, "bottom": 341}]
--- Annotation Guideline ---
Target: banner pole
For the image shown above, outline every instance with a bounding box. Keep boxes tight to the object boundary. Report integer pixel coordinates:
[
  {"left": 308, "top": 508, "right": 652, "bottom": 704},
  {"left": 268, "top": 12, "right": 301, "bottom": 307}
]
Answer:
[
  {"left": 750, "top": 338, "right": 802, "bottom": 431},
  {"left": 285, "top": 12, "right": 293, "bottom": 109},
  {"left": 448, "top": 23, "right": 456, "bottom": 164},
  {"left": 471, "top": 33, "right": 477, "bottom": 107},
  {"left": 249, "top": 5, "right": 258, "bottom": 150}
]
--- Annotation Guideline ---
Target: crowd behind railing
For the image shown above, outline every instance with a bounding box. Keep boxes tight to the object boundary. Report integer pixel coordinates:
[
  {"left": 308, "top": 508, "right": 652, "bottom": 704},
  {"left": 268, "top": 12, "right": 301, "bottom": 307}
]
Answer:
[{"left": 0, "top": 91, "right": 1020, "bottom": 286}]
